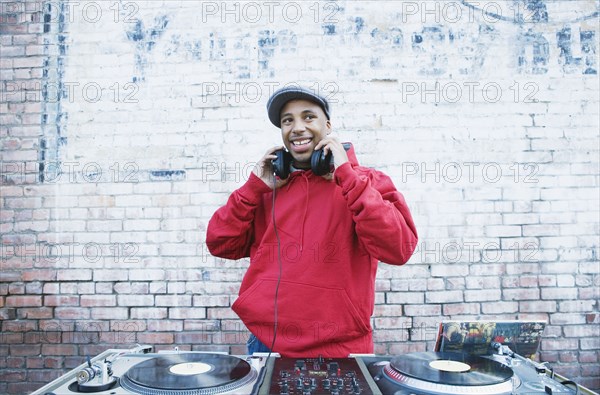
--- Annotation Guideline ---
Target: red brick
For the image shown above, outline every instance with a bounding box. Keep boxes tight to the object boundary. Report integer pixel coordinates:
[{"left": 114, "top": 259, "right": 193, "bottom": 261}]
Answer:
[
  {"left": 6, "top": 357, "right": 25, "bottom": 368},
  {"left": 22, "top": 269, "right": 56, "bottom": 281},
  {"left": 17, "top": 307, "right": 53, "bottom": 319},
  {"left": 206, "top": 307, "right": 238, "bottom": 319},
  {"left": 387, "top": 291, "right": 425, "bottom": 304},
  {"left": 579, "top": 351, "right": 598, "bottom": 363},
  {"left": 541, "top": 339, "right": 579, "bottom": 351},
  {"left": 373, "top": 329, "right": 409, "bottom": 342},
  {"left": 373, "top": 316, "right": 412, "bottom": 329},
  {"left": 174, "top": 331, "right": 213, "bottom": 344},
  {"left": 155, "top": 295, "right": 192, "bottom": 306},
  {"left": 0, "top": 24, "right": 28, "bottom": 34},
  {"left": 26, "top": 357, "right": 44, "bottom": 369},
  {"left": 55, "top": 307, "right": 90, "bottom": 320},
  {"left": 539, "top": 351, "right": 559, "bottom": 362},
  {"left": 558, "top": 351, "right": 579, "bottom": 362},
  {"left": 1, "top": 333, "right": 24, "bottom": 344},
  {"left": 563, "top": 325, "right": 600, "bottom": 338},
  {"left": 581, "top": 338, "right": 600, "bottom": 350},
  {"left": 403, "top": 304, "right": 441, "bottom": 316},
  {"left": 93, "top": 269, "right": 128, "bottom": 281},
  {"left": 518, "top": 275, "right": 539, "bottom": 287},
  {"left": 107, "top": 320, "right": 141, "bottom": 332},
  {"left": 114, "top": 282, "right": 149, "bottom": 294},
  {"left": 482, "top": 301, "right": 518, "bottom": 314},
  {"left": 373, "top": 343, "right": 387, "bottom": 354},
  {"left": 117, "top": 294, "right": 154, "bottom": 306},
  {"left": 388, "top": 342, "right": 427, "bottom": 354},
  {"left": 375, "top": 279, "right": 391, "bottom": 291},
  {"left": 213, "top": 331, "right": 249, "bottom": 345},
  {"left": 80, "top": 295, "right": 116, "bottom": 307},
  {"left": 443, "top": 303, "right": 480, "bottom": 315},
  {"left": 192, "top": 295, "right": 230, "bottom": 307},
  {"left": 2, "top": 320, "right": 34, "bottom": 335},
  {"left": 9, "top": 344, "right": 39, "bottom": 356},
  {"left": 44, "top": 356, "right": 63, "bottom": 369},
  {"left": 579, "top": 287, "right": 600, "bottom": 299},
  {"left": 541, "top": 287, "right": 578, "bottom": 300},
  {"left": 170, "top": 307, "right": 207, "bottom": 319},
  {"left": 131, "top": 308, "right": 167, "bottom": 319},
  {"left": 147, "top": 320, "right": 183, "bottom": 332},
  {"left": 559, "top": 300, "right": 595, "bottom": 312},
  {"left": 578, "top": 377, "right": 600, "bottom": 392},
  {"left": 91, "top": 307, "right": 128, "bottom": 320},
  {"left": 27, "top": 369, "right": 62, "bottom": 382},
  {"left": 520, "top": 300, "right": 556, "bottom": 313},
  {"left": 57, "top": 269, "right": 92, "bottom": 281},
  {"left": 41, "top": 344, "right": 77, "bottom": 356},
  {"left": 8, "top": 382, "right": 44, "bottom": 394},
  {"left": 464, "top": 289, "right": 501, "bottom": 302},
  {"left": 184, "top": 320, "right": 221, "bottom": 331},
  {"left": 373, "top": 305, "right": 404, "bottom": 316},
  {"left": 137, "top": 332, "right": 174, "bottom": 344},
  {"left": 64, "top": 357, "right": 83, "bottom": 369},
  {"left": 0, "top": 370, "right": 26, "bottom": 382},
  {"left": 503, "top": 288, "right": 540, "bottom": 300},
  {"left": 44, "top": 295, "right": 79, "bottom": 306},
  {"left": 5, "top": 295, "right": 41, "bottom": 307},
  {"left": 12, "top": 56, "right": 44, "bottom": 68}
]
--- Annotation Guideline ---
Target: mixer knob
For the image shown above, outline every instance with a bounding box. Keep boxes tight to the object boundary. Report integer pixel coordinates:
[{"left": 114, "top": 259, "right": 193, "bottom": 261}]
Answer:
[{"left": 280, "top": 382, "right": 289, "bottom": 394}]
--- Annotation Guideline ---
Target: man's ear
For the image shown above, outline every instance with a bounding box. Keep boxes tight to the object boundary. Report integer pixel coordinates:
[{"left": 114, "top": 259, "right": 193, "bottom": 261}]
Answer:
[{"left": 326, "top": 120, "right": 332, "bottom": 134}]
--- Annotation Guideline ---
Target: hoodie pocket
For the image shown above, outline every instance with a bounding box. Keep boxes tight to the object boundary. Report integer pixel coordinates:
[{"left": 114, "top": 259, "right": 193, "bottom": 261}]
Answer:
[{"left": 232, "top": 279, "right": 371, "bottom": 347}]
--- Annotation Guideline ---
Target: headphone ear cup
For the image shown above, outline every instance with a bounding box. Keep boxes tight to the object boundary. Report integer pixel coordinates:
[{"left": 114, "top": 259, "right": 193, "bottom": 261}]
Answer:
[
  {"left": 311, "top": 148, "right": 332, "bottom": 176},
  {"left": 272, "top": 150, "right": 292, "bottom": 179}
]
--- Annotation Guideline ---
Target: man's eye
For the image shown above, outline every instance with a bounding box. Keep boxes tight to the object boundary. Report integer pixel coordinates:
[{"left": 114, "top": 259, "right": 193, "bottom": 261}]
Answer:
[
  {"left": 304, "top": 114, "right": 315, "bottom": 120},
  {"left": 281, "top": 118, "right": 292, "bottom": 124}
]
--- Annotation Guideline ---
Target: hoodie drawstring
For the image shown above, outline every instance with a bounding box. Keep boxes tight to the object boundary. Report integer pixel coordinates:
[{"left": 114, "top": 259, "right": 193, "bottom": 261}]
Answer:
[{"left": 298, "top": 172, "right": 310, "bottom": 252}]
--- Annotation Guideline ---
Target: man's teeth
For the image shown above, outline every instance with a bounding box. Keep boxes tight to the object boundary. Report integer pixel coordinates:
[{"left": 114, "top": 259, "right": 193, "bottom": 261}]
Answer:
[{"left": 292, "top": 139, "right": 311, "bottom": 146}]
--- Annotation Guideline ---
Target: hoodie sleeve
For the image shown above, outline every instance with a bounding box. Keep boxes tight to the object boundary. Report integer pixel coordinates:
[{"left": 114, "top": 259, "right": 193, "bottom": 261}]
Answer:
[
  {"left": 334, "top": 162, "right": 418, "bottom": 265},
  {"left": 206, "top": 173, "right": 272, "bottom": 260}
]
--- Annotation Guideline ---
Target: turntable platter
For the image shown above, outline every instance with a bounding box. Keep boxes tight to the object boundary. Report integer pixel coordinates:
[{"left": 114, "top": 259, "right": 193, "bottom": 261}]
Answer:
[
  {"left": 389, "top": 352, "right": 513, "bottom": 386},
  {"left": 120, "top": 353, "right": 257, "bottom": 395},
  {"left": 382, "top": 352, "right": 515, "bottom": 394}
]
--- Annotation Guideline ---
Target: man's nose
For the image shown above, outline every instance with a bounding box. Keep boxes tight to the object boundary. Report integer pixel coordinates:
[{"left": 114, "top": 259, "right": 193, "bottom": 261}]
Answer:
[{"left": 291, "top": 120, "right": 306, "bottom": 133}]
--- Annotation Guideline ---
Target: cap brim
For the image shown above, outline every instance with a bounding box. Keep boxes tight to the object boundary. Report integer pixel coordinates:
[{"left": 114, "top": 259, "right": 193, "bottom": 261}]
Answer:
[{"left": 267, "top": 89, "right": 329, "bottom": 127}]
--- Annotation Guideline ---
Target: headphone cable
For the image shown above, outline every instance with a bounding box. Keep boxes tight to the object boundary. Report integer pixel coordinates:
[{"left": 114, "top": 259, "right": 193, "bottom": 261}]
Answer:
[
  {"left": 251, "top": 172, "right": 282, "bottom": 394},
  {"left": 269, "top": 173, "right": 283, "bottom": 352}
]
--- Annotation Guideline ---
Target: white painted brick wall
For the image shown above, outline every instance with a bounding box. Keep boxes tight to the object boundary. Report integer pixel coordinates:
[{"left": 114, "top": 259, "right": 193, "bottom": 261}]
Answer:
[{"left": 1, "top": 0, "right": 599, "bottom": 393}]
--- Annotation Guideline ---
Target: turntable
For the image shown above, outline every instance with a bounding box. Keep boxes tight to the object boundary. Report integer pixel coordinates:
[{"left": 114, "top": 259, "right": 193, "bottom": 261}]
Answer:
[
  {"left": 32, "top": 345, "right": 268, "bottom": 395},
  {"left": 32, "top": 345, "right": 594, "bottom": 395},
  {"left": 361, "top": 351, "right": 584, "bottom": 395}
]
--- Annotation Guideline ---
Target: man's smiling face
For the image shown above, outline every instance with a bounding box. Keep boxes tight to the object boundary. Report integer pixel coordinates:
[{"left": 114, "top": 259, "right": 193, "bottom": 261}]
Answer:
[{"left": 280, "top": 99, "right": 332, "bottom": 169}]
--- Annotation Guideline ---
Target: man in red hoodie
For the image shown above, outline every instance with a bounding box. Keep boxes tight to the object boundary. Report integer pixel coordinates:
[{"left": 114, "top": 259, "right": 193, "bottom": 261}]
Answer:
[{"left": 206, "top": 86, "right": 418, "bottom": 357}]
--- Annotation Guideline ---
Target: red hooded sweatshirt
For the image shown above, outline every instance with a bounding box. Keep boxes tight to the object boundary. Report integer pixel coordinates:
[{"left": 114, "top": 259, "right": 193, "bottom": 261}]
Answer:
[{"left": 206, "top": 145, "right": 418, "bottom": 357}]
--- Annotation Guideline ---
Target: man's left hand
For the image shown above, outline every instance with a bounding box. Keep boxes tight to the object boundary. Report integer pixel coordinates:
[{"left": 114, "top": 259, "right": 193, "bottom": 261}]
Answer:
[{"left": 314, "top": 137, "right": 349, "bottom": 171}]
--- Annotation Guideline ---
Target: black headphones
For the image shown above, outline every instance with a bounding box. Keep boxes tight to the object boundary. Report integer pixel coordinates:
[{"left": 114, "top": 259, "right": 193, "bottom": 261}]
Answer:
[{"left": 272, "top": 142, "right": 351, "bottom": 179}]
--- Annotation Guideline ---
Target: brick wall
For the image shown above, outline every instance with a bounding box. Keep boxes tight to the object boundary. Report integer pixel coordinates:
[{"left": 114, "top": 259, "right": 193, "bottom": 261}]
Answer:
[{"left": 1, "top": 0, "right": 599, "bottom": 393}]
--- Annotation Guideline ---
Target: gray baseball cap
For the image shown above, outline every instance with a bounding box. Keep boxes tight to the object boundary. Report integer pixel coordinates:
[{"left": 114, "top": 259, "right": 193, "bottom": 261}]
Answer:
[{"left": 266, "top": 86, "right": 330, "bottom": 127}]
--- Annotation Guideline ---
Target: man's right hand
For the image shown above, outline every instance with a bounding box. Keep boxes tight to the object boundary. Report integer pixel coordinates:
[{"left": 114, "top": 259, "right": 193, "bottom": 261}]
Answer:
[{"left": 252, "top": 146, "right": 290, "bottom": 190}]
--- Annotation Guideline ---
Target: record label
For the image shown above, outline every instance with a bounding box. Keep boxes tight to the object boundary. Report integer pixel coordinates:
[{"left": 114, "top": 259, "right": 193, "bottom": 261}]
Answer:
[
  {"left": 429, "top": 359, "right": 471, "bottom": 373},
  {"left": 169, "top": 362, "right": 212, "bottom": 375}
]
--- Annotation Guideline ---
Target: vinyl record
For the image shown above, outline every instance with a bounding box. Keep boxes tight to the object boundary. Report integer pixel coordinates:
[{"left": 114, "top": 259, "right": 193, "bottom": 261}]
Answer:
[
  {"left": 123, "top": 353, "right": 251, "bottom": 391},
  {"left": 387, "top": 352, "right": 513, "bottom": 386}
]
